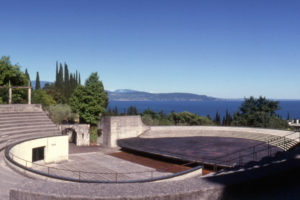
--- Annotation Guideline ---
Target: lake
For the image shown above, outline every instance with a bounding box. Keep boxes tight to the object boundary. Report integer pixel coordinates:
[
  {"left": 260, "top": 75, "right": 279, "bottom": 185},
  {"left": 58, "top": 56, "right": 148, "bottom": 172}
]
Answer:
[{"left": 108, "top": 100, "right": 300, "bottom": 119}]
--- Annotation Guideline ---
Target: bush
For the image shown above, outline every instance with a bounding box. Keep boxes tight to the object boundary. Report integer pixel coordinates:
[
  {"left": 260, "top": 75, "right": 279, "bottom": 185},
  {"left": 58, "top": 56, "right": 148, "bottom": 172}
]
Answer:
[
  {"left": 32, "top": 89, "right": 56, "bottom": 108},
  {"left": 90, "top": 126, "right": 98, "bottom": 144},
  {"left": 48, "top": 104, "right": 76, "bottom": 124}
]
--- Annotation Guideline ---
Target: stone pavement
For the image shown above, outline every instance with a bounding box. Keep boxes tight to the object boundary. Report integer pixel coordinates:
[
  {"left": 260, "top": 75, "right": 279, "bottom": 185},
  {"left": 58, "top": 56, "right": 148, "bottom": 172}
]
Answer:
[{"left": 38, "top": 151, "right": 171, "bottom": 181}]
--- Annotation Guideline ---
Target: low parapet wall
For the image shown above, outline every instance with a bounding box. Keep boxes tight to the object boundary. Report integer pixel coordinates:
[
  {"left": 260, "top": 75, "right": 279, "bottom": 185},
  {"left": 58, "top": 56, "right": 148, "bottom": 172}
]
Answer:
[
  {"left": 8, "top": 136, "right": 69, "bottom": 167},
  {"left": 99, "top": 116, "right": 149, "bottom": 147},
  {"left": 0, "top": 104, "right": 42, "bottom": 112},
  {"left": 142, "top": 126, "right": 296, "bottom": 140}
]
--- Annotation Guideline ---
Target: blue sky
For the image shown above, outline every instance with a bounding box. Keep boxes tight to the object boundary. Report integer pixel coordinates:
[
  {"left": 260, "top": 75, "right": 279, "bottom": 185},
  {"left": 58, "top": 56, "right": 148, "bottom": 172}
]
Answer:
[{"left": 0, "top": 0, "right": 299, "bottom": 99}]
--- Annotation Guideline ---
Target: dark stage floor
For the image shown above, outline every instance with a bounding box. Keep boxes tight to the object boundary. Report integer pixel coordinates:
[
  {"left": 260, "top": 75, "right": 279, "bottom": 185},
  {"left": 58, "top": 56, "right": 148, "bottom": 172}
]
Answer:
[{"left": 118, "top": 136, "right": 283, "bottom": 167}]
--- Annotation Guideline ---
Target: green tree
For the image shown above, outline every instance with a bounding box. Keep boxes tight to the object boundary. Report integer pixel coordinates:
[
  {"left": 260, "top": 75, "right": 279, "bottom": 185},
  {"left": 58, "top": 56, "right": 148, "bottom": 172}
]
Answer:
[
  {"left": 35, "top": 71, "right": 40, "bottom": 90},
  {"left": 32, "top": 89, "right": 56, "bottom": 108},
  {"left": 127, "top": 106, "right": 138, "bottom": 115},
  {"left": 232, "top": 96, "right": 287, "bottom": 129},
  {"left": 214, "top": 111, "right": 221, "bottom": 125},
  {"left": 0, "top": 56, "right": 28, "bottom": 103},
  {"left": 25, "top": 68, "right": 30, "bottom": 82},
  {"left": 48, "top": 104, "right": 77, "bottom": 124},
  {"left": 70, "top": 72, "right": 108, "bottom": 125}
]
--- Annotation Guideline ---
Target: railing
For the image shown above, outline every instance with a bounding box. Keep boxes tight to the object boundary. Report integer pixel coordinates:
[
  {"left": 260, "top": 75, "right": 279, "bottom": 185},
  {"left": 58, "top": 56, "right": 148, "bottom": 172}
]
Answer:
[
  {"left": 5, "top": 131, "right": 299, "bottom": 181},
  {"left": 5, "top": 143, "right": 201, "bottom": 183}
]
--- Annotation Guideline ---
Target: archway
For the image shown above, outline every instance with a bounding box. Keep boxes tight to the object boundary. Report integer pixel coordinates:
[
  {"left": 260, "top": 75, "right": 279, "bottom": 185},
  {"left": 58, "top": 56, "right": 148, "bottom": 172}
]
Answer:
[{"left": 62, "top": 128, "right": 77, "bottom": 145}]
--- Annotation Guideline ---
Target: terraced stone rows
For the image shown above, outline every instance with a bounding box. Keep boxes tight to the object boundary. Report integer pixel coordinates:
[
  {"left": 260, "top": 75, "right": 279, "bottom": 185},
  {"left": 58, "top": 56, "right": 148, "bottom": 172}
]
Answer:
[
  {"left": 142, "top": 128, "right": 298, "bottom": 150},
  {"left": 0, "top": 106, "right": 62, "bottom": 199},
  {"left": 34, "top": 152, "right": 170, "bottom": 182}
]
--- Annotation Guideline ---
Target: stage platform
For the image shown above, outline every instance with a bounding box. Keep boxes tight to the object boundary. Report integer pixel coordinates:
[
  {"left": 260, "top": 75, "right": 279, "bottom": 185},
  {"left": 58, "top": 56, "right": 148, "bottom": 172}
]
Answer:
[{"left": 118, "top": 136, "right": 283, "bottom": 167}]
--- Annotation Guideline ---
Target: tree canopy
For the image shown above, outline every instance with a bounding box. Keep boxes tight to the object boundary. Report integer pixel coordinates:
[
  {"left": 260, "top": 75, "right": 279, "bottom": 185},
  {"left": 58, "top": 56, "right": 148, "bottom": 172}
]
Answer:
[
  {"left": 0, "top": 56, "right": 28, "bottom": 103},
  {"left": 70, "top": 72, "right": 108, "bottom": 125},
  {"left": 232, "top": 96, "right": 287, "bottom": 129}
]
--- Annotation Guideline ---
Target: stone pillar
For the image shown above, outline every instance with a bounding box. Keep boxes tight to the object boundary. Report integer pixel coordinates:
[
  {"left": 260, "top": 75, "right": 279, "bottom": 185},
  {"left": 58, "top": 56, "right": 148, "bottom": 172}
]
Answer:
[
  {"left": 8, "top": 81, "right": 12, "bottom": 104},
  {"left": 28, "top": 80, "right": 31, "bottom": 104},
  {"left": 28, "top": 87, "right": 31, "bottom": 104}
]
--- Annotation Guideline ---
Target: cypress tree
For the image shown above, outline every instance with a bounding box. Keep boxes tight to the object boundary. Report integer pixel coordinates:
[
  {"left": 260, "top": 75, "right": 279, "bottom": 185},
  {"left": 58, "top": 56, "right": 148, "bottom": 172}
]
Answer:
[
  {"left": 215, "top": 111, "right": 221, "bottom": 125},
  {"left": 64, "top": 63, "right": 70, "bottom": 98},
  {"left": 58, "top": 63, "right": 63, "bottom": 90},
  {"left": 25, "top": 68, "right": 30, "bottom": 82},
  {"left": 64, "top": 63, "right": 69, "bottom": 83},
  {"left": 55, "top": 61, "right": 58, "bottom": 87},
  {"left": 222, "top": 116, "right": 226, "bottom": 126},
  {"left": 75, "top": 70, "right": 78, "bottom": 85},
  {"left": 79, "top": 73, "right": 81, "bottom": 85},
  {"left": 35, "top": 72, "right": 40, "bottom": 90}
]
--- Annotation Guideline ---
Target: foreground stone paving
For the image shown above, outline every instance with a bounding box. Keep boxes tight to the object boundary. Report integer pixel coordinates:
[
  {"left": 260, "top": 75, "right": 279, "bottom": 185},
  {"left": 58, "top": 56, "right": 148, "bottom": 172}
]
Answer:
[{"left": 37, "top": 152, "right": 171, "bottom": 181}]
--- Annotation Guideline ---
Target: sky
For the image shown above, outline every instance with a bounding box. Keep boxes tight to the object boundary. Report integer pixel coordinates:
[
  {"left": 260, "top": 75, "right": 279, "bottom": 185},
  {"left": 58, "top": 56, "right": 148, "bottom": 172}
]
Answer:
[{"left": 0, "top": 0, "right": 299, "bottom": 99}]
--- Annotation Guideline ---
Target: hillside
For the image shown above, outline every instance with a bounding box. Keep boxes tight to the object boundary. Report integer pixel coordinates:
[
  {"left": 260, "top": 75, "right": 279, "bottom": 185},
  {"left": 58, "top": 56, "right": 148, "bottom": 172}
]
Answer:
[{"left": 107, "top": 89, "right": 217, "bottom": 101}]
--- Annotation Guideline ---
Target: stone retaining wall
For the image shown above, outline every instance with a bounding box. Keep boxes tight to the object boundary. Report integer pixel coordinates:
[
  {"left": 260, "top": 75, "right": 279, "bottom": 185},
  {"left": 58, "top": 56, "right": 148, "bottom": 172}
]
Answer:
[
  {"left": 59, "top": 124, "right": 90, "bottom": 146},
  {"left": 99, "top": 116, "right": 149, "bottom": 147}
]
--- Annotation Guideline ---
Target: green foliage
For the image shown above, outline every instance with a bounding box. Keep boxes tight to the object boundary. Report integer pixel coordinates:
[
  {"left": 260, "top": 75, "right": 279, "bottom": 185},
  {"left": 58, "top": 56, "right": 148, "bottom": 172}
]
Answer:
[
  {"left": 48, "top": 104, "right": 77, "bottom": 124},
  {"left": 127, "top": 106, "right": 138, "bottom": 115},
  {"left": 214, "top": 111, "right": 221, "bottom": 125},
  {"left": 45, "top": 61, "right": 81, "bottom": 104},
  {"left": 90, "top": 126, "right": 98, "bottom": 144},
  {"left": 32, "top": 89, "right": 56, "bottom": 108},
  {"left": 25, "top": 68, "right": 30, "bottom": 81},
  {"left": 142, "top": 114, "right": 160, "bottom": 125},
  {"left": 168, "top": 111, "right": 215, "bottom": 125},
  {"left": 0, "top": 56, "right": 28, "bottom": 103},
  {"left": 232, "top": 96, "right": 288, "bottom": 129},
  {"left": 70, "top": 72, "right": 108, "bottom": 125}
]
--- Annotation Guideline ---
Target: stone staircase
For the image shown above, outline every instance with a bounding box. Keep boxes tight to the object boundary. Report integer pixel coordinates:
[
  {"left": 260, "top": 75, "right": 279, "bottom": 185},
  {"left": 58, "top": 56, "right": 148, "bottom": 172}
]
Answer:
[
  {"left": 0, "top": 106, "right": 60, "bottom": 151},
  {"left": 0, "top": 105, "right": 61, "bottom": 199}
]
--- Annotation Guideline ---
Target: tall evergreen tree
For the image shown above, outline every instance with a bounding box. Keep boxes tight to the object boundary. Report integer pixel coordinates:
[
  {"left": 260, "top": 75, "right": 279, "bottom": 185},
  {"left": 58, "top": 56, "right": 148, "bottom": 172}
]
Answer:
[
  {"left": 64, "top": 63, "right": 70, "bottom": 98},
  {"left": 58, "top": 63, "right": 63, "bottom": 90},
  {"left": 35, "top": 72, "right": 40, "bottom": 90},
  {"left": 78, "top": 73, "right": 81, "bottom": 85},
  {"left": 25, "top": 68, "right": 30, "bottom": 83},
  {"left": 55, "top": 61, "right": 58, "bottom": 87},
  {"left": 64, "top": 63, "right": 69, "bottom": 83},
  {"left": 215, "top": 111, "right": 221, "bottom": 125},
  {"left": 75, "top": 70, "right": 78, "bottom": 85}
]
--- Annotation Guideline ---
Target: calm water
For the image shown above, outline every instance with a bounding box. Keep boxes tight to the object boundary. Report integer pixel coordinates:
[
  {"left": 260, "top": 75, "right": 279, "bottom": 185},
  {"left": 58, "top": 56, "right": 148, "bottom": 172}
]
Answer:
[{"left": 108, "top": 100, "right": 300, "bottom": 119}]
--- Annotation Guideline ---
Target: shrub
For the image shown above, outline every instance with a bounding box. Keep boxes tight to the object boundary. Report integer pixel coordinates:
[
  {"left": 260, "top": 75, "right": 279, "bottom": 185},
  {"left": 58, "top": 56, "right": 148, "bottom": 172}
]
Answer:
[
  {"left": 48, "top": 104, "right": 75, "bottom": 124},
  {"left": 90, "top": 126, "right": 98, "bottom": 144}
]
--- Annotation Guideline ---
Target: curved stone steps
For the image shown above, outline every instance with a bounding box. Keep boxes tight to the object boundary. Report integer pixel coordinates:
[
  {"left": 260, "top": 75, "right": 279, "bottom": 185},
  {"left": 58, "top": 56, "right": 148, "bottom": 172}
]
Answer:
[
  {"left": 0, "top": 151, "right": 34, "bottom": 200},
  {"left": 0, "top": 124, "right": 57, "bottom": 133},
  {"left": 0, "top": 120, "right": 55, "bottom": 129}
]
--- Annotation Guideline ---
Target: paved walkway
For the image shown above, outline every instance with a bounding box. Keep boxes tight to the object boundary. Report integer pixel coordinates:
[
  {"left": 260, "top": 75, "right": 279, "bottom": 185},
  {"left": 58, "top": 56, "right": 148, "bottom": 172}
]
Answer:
[{"left": 38, "top": 151, "right": 170, "bottom": 181}]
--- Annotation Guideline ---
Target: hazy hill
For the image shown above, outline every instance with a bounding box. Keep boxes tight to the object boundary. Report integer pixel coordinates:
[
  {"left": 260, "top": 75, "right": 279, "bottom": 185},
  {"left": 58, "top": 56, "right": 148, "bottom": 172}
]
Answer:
[{"left": 107, "top": 89, "right": 217, "bottom": 101}]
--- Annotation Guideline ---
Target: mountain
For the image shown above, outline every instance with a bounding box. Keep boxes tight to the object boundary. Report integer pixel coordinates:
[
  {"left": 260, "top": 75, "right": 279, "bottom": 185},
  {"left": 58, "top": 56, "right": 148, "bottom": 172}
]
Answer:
[
  {"left": 107, "top": 89, "right": 218, "bottom": 101},
  {"left": 31, "top": 81, "right": 52, "bottom": 89}
]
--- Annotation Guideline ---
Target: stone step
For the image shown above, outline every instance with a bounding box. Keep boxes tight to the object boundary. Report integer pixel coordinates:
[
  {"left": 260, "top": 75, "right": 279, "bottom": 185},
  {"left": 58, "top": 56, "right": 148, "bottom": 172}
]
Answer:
[
  {"left": 0, "top": 114, "right": 50, "bottom": 120},
  {"left": 0, "top": 112, "right": 48, "bottom": 118},
  {"left": 0, "top": 124, "right": 57, "bottom": 133},
  {"left": 0, "top": 127, "right": 61, "bottom": 138},
  {"left": 0, "top": 120, "right": 54, "bottom": 129},
  {"left": 0, "top": 117, "right": 52, "bottom": 124}
]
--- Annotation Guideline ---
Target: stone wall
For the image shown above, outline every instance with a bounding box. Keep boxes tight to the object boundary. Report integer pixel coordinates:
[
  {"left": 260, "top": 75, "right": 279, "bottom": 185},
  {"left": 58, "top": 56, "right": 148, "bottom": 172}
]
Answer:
[
  {"left": 59, "top": 124, "right": 90, "bottom": 146},
  {"left": 9, "top": 136, "right": 69, "bottom": 167},
  {"left": 99, "top": 116, "right": 149, "bottom": 147}
]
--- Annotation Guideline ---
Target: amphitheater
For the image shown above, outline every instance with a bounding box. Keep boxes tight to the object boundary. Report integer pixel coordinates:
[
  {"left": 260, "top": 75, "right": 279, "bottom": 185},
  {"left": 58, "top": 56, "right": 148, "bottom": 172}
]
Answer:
[{"left": 1, "top": 104, "right": 300, "bottom": 200}]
